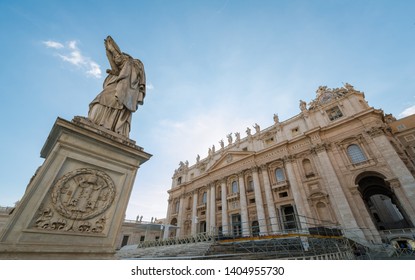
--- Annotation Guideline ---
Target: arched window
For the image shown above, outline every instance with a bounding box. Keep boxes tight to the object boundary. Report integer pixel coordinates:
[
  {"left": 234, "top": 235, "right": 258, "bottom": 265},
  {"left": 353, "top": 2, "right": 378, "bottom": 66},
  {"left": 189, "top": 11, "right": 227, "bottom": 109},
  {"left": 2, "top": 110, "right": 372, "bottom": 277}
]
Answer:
[
  {"left": 202, "top": 192, "right": 207, "bottom": 204},
  {"left": 232, "top": 181, "right": 238, "bottom": 193},
  {"left": 275, "top": 168, "right": 285, "bottom": 183},
  {"left": 347, "top": 144, "right": 367, "bottom": 164}
]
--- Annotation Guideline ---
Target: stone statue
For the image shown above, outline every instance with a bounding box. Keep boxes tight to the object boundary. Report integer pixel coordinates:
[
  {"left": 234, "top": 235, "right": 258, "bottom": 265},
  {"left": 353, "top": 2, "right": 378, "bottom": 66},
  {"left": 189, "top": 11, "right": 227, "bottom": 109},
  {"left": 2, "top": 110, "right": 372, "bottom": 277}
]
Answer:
[
  {"left": 299, "top": 100, "right": 307, "bottom": 111},
  {"left": 88, "top": 36, "right": 146, "bottom": 137},
  {"left": 273, "top": 114, "right": 279, "bottom": 124},
  {"left": 246, "top": 127, "right": 251, "bottom": 136},
  {"left": 254, "top": 123, "right": 260, "bottom": 134},
  {"left": 227, "top": 133, "right": 233, "bottom": 145},
  {"left": 344, "top": 82, "right": 354, "bottom": 91},
  {"left": 235, "top": 132, "right": 240, "bottom": 142},
  {"left": 219, "top": 139, "right": 224, "bottom": 149}
]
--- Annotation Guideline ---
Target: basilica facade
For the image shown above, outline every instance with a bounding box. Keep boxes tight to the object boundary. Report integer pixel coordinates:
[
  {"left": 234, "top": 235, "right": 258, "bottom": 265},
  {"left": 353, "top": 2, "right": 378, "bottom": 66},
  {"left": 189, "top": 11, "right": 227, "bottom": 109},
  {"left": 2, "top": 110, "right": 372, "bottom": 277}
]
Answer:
[{"left": 164, "top": 84, "right": 415, "bottom": 246}]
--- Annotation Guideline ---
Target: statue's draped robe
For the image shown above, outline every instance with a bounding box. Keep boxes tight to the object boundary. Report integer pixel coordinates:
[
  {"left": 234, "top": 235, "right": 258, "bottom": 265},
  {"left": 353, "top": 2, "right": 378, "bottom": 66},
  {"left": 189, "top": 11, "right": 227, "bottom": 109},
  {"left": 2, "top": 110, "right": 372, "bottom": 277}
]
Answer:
[{"left": 88, "top": 57, "right": 145, "bottom": 137}]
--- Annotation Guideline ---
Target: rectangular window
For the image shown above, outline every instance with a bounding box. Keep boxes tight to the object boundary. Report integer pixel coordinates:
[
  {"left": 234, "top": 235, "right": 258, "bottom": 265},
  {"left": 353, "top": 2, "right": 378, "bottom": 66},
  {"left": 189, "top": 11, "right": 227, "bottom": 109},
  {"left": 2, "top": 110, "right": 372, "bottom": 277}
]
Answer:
[
  {"left": 279, "top": 192, "right": 288, "bottom": 198},
  {"left": 397, "top": 124, "right": 406, "bottom": 131},
  {"left": 326, "top": 106, "right": 343, "bottom": 121},
  {"left": 121, "top": 235, "right": 129, "bottom": 247},
  {"left": 404, "top": 135, "right": 415, "bottom": 142},
  {"left": 291, "top": 127, "right": 300, "bottom": 137},
  {"left": 265, "top": 137, "right": 275, "bottom": 145}
]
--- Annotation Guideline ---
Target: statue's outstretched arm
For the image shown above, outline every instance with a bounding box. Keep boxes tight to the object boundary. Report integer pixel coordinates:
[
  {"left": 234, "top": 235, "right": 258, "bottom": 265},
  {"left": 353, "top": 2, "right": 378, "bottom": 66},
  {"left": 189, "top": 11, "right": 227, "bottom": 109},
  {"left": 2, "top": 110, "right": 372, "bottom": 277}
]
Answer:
[{"left": 104, "top": 36, "right": 121, "bottom": 75}]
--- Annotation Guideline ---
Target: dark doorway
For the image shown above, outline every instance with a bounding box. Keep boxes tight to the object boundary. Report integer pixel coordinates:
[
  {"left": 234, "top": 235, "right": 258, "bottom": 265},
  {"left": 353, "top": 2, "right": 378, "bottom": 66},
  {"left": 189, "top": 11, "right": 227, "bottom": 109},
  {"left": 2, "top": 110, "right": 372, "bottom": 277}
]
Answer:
[
  {"left": 231, "top": 214, "right": 242, "bottom": 237},
  {"left": 121, "top": 235, "right": 129, "bottom": 247},
  {"left": 199, "top": 221, "right": 206, "bottom": 233},
  {"left": 251, "top": 221, "right": 260, "bottom": 236},
  {"left": 281, "top": 205, "right": 297, "bottom": 230}
]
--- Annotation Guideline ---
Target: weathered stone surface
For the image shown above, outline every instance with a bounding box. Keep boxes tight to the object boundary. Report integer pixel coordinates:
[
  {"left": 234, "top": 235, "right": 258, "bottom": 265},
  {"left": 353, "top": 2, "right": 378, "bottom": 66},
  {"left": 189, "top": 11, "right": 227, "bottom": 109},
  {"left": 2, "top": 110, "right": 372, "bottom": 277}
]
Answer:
[{"left": 0, "top": 118, "right": 151, "bottom": 259}]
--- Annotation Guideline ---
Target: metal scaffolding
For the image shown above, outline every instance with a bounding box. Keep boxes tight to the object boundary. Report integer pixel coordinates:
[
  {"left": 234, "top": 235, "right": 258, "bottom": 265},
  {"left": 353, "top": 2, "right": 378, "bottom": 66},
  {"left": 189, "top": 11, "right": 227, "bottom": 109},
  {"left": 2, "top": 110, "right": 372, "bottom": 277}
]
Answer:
[{"left": 130, "top": 213, "right": 415, "bottom": 259}]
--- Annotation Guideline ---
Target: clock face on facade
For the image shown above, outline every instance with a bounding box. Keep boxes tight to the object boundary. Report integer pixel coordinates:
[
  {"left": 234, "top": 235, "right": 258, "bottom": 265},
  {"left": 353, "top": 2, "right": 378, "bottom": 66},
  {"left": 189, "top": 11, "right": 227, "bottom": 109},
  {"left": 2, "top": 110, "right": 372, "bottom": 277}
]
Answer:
[{"left": 320, "top": 92, "right": 333, "bottom": 104}]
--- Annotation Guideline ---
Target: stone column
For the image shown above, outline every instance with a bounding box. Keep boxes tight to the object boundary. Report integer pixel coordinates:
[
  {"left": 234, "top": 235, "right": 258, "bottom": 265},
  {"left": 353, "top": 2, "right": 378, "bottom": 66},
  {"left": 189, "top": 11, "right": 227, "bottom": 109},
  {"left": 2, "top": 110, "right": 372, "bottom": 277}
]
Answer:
[
  {"left": 163, "top": 198, "right": 173, "bottom": 240},
  {"left": 206, "top": 188, "right": 211, "bottom": 232},
  {"left": 251, "top": 167, "right": 268, "bottom": 235},
  {"left": 260, "top": 164, "right": 280, "bottom": 233},
  {"left": 284, "top": 156, "right": 308, "bottom": 229},
  {"left": 209, "top": 183, "right": 216, "bottom": 234},
  {"left": 370, "top": 130, "right": 415, "bottom": 224},
  {"left": 221, "top": 179, "right": 230, "bottom": 235},
  {"left": 313, "top": 144, "right": 366, "bottom": 242},
  {"left": 175, "top": 195, "right": 185, "bottom": 238},
  {"left": 191, "top": 191, "right": 198, "bottom": 235},
  {"left": 238, "top": 172, "right": 250, "bottom": 236},
  {"left": 350, "top": 186, "right": 382, "bottom": 243}
]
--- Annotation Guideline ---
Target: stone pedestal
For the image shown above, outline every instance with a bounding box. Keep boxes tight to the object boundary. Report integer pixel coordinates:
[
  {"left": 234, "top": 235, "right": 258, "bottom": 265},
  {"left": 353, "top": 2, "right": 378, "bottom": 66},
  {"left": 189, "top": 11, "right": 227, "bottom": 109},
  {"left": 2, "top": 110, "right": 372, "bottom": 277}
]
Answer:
[{"left": 0, "top": 117, "right": 151, "bottom": 259}]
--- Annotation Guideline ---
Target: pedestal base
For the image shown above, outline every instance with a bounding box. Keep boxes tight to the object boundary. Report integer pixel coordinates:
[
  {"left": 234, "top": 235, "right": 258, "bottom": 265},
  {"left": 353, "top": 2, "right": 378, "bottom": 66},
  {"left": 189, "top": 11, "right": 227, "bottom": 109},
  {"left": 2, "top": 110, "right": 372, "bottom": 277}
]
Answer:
[{"left": 0, "top": 117, "right": 151, "bottom": 259}]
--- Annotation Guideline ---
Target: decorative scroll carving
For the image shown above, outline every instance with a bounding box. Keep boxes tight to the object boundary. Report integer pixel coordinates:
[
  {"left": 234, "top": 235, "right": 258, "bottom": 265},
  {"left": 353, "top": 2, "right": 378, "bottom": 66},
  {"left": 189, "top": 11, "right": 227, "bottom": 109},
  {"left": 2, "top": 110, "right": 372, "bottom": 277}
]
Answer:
[
  {"left": 366, "top": 127, "right": 384, "bottom": 137},
  {"left": 32, "top": 168, "right": 115, "bottom": 234},
  {"left": 283, "top": 155, "right": 296, "bottom": 163},
  {"left": 308, "top": 83, "right": 363, "bottom": 110},
  {"left": 310, "top": 143, "right": 329, "bottom": 154},
  {"left": 386, "top": 178, "right": 401, "bottom": 190},
  {"left": 51, "top": 168, "right": 115, "bottom": 220}
]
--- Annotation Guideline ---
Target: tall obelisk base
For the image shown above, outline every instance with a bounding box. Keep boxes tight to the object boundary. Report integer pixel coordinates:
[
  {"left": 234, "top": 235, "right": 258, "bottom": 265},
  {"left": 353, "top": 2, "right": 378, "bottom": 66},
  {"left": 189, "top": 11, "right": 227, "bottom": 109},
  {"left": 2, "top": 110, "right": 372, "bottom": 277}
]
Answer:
[{"left": 0, "top": 117, "right": 151, "bottom": 259}]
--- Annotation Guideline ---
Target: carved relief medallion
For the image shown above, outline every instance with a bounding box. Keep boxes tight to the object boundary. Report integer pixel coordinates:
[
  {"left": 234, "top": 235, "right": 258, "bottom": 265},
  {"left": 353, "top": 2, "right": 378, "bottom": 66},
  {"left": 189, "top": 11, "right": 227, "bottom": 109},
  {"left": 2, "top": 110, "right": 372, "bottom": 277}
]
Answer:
[{"left": 51, "top": 168, "right": 116, "bottom": 220}]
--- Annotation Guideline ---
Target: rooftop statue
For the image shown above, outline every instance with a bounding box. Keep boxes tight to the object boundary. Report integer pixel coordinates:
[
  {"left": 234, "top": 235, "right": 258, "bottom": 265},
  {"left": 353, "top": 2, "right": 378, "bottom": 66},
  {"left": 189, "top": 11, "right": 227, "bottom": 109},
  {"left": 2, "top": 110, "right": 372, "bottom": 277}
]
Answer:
[{"left": 88, "top": 36, "right": 146, "bottom": 137}]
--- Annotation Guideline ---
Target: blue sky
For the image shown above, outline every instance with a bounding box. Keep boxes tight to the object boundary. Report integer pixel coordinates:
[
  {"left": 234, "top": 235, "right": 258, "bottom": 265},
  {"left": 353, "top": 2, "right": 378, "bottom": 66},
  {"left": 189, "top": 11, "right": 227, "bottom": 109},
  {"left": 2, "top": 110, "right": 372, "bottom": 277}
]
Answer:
[{"left": 1, "top": 0, "right": 414, "bottom": 221}]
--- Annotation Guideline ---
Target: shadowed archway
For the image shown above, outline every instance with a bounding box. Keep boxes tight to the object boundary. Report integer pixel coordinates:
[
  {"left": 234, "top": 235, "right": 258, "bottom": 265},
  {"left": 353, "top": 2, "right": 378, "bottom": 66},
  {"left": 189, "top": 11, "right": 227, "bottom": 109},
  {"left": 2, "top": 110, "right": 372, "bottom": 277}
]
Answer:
[{"left": 356, "top": 172, "right": 411, "bottom": 230}]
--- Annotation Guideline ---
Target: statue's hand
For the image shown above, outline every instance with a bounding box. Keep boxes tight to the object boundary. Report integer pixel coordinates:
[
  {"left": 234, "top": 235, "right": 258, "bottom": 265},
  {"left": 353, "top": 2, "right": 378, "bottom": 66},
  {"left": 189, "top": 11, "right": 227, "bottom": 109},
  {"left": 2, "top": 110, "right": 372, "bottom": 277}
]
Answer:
[{"left": 106, "top": 69, "right": 118, "bottom": 75}]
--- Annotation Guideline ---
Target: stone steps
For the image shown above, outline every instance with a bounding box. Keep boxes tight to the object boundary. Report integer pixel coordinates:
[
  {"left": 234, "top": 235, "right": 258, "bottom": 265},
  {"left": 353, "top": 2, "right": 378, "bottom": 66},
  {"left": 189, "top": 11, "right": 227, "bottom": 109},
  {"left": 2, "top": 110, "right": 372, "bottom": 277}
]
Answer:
[{"left": 116, "top": 241, "right": 213, "bottom": 259}]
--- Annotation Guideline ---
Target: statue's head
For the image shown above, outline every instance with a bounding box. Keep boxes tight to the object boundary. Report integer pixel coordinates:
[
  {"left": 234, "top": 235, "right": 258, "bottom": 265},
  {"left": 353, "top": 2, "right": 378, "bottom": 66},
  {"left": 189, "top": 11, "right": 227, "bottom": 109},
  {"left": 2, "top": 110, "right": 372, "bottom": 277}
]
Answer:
[{"left": 105, "top": 35, "right": 122, "bottom": 56}]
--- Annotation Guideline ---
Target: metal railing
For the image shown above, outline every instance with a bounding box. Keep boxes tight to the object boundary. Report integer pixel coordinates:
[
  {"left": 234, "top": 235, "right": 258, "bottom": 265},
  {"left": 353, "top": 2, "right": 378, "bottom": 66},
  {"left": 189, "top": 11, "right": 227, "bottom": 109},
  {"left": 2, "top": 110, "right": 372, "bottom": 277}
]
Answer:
[{"left": 137, "top": 232, "right": 215, "bottom": 248}]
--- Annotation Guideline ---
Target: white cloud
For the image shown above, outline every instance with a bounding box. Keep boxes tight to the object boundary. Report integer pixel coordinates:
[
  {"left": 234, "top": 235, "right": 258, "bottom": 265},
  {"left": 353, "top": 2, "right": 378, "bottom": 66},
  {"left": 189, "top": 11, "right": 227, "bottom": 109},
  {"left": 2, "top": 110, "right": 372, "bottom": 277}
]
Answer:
[
  {"left": 157, "top": 107, "right": 258, "bottom": 166},
  {"left": 43, "top": 40, "right": 64, "bottom": 49},
  {"left": 86, "top": 61, "right": 102, "bottom": 78},
  {"left": 146, "top": 83, "right": 154, "bottom": 90},
  {"left": 43, "top": 39, "right": 102, "bottom": 78},
  {"left": 399, "top": 105, "right": 415, "bottom": 118}
]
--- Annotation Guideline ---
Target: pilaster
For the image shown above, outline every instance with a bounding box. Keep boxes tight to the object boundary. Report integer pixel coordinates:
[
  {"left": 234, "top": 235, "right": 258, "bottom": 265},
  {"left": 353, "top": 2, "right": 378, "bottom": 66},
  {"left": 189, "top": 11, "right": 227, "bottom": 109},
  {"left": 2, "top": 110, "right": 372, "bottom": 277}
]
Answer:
[
  {"left": 260, "top": 164, "right": 280, "bottom": 233},
  {"left": 238, "top": 172, "right": 250, "bottom": 236},
  {"left": 251, "top": 167, "right": 267, "bottom": 235}
]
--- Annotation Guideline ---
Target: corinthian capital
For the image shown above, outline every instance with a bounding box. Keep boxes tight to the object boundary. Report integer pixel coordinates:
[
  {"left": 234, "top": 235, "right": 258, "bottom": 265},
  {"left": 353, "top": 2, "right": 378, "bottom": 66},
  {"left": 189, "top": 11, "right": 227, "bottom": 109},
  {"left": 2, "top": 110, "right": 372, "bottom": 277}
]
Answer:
[{"left": 366, "top": 127, "right": 384, "bottom": 137}]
